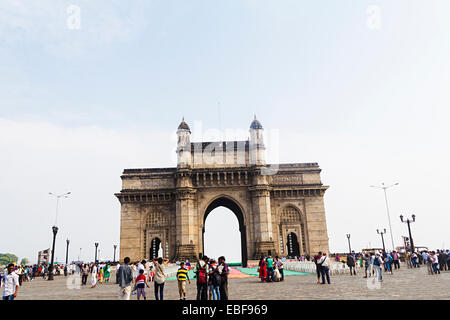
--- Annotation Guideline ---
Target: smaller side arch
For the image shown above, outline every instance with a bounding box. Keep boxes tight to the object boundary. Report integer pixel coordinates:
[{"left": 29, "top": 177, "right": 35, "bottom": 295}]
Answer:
[{"left": 279, "top": 205, "right": 309, "bottom": 256}]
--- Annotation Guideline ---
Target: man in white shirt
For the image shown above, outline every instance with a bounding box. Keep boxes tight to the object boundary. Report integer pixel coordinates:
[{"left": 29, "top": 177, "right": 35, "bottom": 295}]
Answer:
[
  {"left": 138, "top": 260, "right": 146, "bottom": 275},
  {"left": 2, "top": 264, "right": 19, "bottom": 300}
]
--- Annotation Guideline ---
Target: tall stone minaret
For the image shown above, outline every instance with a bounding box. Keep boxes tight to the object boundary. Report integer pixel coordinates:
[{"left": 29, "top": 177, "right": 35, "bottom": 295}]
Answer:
[
  {"left": 249, "top": 115, "right": 276, "bottom": 258},
  {"left": 249, "top": 115, "right": 266, "bottom": 165},
  {"left": 175, "top": 118, "right": 197, "bottom": 262},
  {"left": 176, "top": 117, "right": 192, "bottom": 168}
]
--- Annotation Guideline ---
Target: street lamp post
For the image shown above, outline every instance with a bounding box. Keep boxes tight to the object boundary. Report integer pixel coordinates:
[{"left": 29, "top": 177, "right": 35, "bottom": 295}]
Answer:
[
  {"left": 113, "top": 245, "right": 117, "bottom": 262},
  {"left": 377, "top": 229, "right": 387, "bottom": 253},
  {"left": 370, "top": 182, "right": 398, "bottom": 251},
  {"left": 95, "top": 243, "right": 99, "bottom": 263},
  {"left": 48, "top": 191, "right": 70, "bottom": 280},
  {"left": 400, "top": 214, "right": 416, "bottom": 253},
  {"left": 48, "top": 226, "right": 58, "bottom": 280},
  {"left": 65, "top": 239, "right": 70, "bottom": 265},
  {"left": 346, "top": 234, "right": 352, "bottom": 254}
]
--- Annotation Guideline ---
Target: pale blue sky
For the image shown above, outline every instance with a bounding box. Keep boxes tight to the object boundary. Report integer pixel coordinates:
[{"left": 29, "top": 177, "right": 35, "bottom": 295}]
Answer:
[{"left": 1, "top": 1, "right": 449, "bottom": 263}]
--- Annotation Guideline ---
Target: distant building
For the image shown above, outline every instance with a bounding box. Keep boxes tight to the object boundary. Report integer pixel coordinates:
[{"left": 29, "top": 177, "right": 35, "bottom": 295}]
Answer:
[{"left": 37, "top": 248, "right": 50, "bottom": 265}]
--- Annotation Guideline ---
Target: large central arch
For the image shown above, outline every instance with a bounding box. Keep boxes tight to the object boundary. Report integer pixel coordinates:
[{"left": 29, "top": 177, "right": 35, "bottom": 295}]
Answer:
[{"left": 202, "top": 196, "right": 248, "bottom": 268}]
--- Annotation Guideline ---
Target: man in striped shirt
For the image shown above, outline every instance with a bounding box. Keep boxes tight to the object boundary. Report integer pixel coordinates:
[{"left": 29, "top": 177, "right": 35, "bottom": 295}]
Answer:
[{"left": 177, "top": 262, "right": 190, "bottom": 300}]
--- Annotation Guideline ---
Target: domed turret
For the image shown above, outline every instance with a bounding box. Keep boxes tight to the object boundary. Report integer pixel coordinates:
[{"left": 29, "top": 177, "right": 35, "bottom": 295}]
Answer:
[
  {"left": 177, "top": 117, "right": 192, "bottom": 167},
  {"left": 249, "top": 115, "right": 265, "bottom": 165},
  {"left": 250, "top": 115, "right": 263, "bottom": 130},
  {"left": 178, "top": 117, "right": 191, "bottom": 132}
]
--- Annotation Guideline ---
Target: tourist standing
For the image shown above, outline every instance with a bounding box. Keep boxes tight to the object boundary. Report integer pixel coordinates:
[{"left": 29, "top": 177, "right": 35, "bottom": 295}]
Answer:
[
  {"left": 347, "top": 253, "right": 356, "bottom": 275},
  {"left": 153, "top": 257, "right": 168, "bottom": 300},
  {"left": 218, "top": 256, "right": 229, "bottom": 300},
  {"left": 317, "top": 252, "right": 330, "bottom": 284},
  {"left": 257, "top": 258, "right": 267, "bottom": 282},
  {"left": 313, "top": 252, "right": 322, "bottom": 284},
  {"left": 392, "top": 251, "right": 400, "bottom": 269},
  {"left": 103, "top": 264, "right": 112, "bottom": 283},
  {"left": 266, "top": 256, "right": 274, "bottom": 282},
  {"left": 98, "top": 264, "right": 104, "bottom": 283},
  {"left": 373, "top": 253, "right": 383, "bottom": 282},
  {"left": 195, "top": 255, "right": 209, "bottom": 300},
  {"left": 447, "top": 250, "right": 450, "bottom": 270},
  {"left": 115, "top": 262, "right": 121, "bottom": 284},
  {"left": 363, "top": 253, "right": 371, "bottom": 278},
  {"left": 117, "top": 257, "right": 133, "bottom": 300},
  {"left": 81, "top": 264, "right": 89, "bottom": 285},
  {"left": 384, "top": 253, "right": 393, "bottom": 274},
  {"left": 431, "top": 252, "right": 440, "bottom": 274},
  {"left": 90, "top": 263, "right": 98, "bottom": 288},
  {"left": 438, "top": 250, "right": 447, "bottom": 271},
  {"left": 208, "top": 260, "right": 220, "bottom": 300},
  {"left": 31, "top": 265, "right": 37, "bottom": 280},
  {"left": 177, "top": 261, "right": 190, "bottom": 300},
  {"left": 424, "top": 251, "right": 434, "bottom": 275},
  {"left": 411, "top": 252, "right": 419, "bottom": 268},
  {"left": 2, "top": 264, "right": 19, "bottom": 300},
  {"left": 275, "top": 256, "right": 284, "bottom": 281}
]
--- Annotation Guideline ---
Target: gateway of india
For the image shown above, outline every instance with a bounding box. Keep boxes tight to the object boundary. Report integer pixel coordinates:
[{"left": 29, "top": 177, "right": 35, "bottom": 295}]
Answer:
[{"left": 116, "top": 117, "right": 329, "bottom": 267}]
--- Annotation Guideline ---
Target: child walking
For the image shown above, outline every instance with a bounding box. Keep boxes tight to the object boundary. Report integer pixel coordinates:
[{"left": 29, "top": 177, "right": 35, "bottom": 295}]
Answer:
[
  {"left": 133, "top": 269, "right": 149, "bottom": 300},
  {"left": 177, "top": 262, "right": 190, "bottom": 300}
]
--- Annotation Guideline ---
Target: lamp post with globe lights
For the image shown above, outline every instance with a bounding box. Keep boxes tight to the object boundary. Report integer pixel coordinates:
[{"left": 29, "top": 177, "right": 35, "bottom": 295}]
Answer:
[{"left": 48, "top": 191, "right": 71, "bottom": 280}]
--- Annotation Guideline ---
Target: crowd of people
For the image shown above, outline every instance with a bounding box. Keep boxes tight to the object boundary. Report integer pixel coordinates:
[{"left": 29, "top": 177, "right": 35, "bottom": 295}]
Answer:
[
  {"left": 257, "top": 256, "right": 284, "bottom": 282},
  {"left": 313, "top": 248, "right": 450, "bottom": 284},
  {"left": 2, "top": 247, "right": 449, "bottom": 300},
  {"left": 115, "top": 255, "right": 230, "bottom": 301}
]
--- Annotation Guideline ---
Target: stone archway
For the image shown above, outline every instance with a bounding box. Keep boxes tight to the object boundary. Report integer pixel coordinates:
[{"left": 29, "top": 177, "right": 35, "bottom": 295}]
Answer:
[
  {"left": 116, "top": 118, "right": 330, "bottom": 263},
  {"left": 202, "top": 196, "right": 248, "bottom": 268}
]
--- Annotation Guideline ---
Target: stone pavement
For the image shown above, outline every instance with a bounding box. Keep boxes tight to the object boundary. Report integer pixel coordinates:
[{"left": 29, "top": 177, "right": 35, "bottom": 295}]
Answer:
[{"left": 16, "top": 266, "right": 450, "bottom": 300}]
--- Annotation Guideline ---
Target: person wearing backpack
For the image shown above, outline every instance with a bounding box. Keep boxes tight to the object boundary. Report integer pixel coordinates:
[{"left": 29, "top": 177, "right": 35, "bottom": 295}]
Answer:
[
  {"left": 373, "top": 253, "right": 383, "bottom": 282},
  {"left": 195, "top": 255, "right": 209, "bottom": 300},
  {"left": 208, "top": 259, "right": 221, "bottom": 300}
]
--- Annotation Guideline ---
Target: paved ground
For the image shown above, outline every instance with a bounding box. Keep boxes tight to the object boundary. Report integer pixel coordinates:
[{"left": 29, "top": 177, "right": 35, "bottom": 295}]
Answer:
[{"left": 16, "top": 266, "right": 450, "bottom": 300}]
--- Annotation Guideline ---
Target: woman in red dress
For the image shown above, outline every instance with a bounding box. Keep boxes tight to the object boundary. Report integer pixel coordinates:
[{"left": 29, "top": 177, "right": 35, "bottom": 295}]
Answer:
[{"left": 257, "top": 258, "right": 267, "bottom": 282}]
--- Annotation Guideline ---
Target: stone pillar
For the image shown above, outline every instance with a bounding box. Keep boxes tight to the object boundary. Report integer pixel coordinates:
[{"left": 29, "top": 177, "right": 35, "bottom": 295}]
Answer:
[
  {"left": 119, "top": 203, "right": 142, "bottom": 262},
  {"left": 304, "top": 193, "right": 329, "bottom": 255},
  {"left": 250, "top": 185, "right": 277, "bottom": 258},
  {"left": 175, "top": 170, "right": 198, "bottom": 262}
]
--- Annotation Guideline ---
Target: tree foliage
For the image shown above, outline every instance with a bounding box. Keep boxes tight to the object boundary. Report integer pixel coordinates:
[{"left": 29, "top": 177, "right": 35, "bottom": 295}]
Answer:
[{"left": 0, "top": 253, "right": 18, "bottom": 265}]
